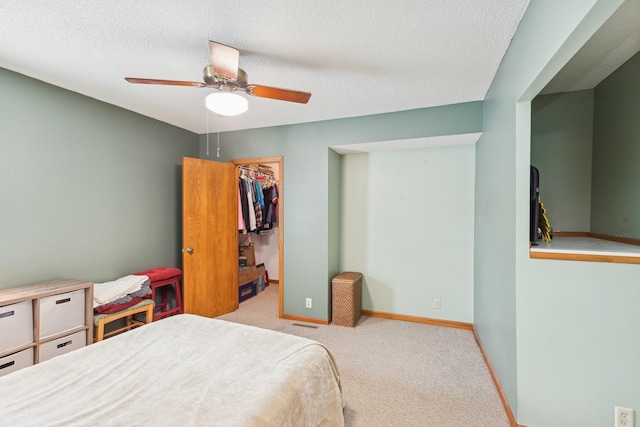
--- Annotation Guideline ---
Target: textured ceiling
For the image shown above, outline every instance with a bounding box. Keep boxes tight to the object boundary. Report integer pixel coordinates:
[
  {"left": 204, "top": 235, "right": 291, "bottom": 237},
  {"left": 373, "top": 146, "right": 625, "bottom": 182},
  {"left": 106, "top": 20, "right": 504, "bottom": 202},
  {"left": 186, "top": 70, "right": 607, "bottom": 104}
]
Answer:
[{"left": 0, "top": 1, "right": 530, "bottom": 134}]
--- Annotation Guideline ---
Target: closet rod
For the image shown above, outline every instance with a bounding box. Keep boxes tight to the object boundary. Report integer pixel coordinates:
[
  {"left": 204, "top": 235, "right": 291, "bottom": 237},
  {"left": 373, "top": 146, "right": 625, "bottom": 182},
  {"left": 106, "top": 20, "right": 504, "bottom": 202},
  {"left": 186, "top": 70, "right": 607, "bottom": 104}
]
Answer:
[
  {"left": 238, "top": 164, "right": 273, "bottom": 174},
  {"left": 238, "top": 164, "right": 278, "bottom": 183}
]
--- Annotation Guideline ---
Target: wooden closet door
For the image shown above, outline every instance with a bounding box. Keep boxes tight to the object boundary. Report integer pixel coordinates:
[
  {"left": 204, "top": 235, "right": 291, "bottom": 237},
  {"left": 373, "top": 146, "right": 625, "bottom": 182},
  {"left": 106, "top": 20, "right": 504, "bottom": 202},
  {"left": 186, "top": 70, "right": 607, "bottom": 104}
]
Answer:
[{"left": 182, "top": 157, "right": 238, "bottom": 317}]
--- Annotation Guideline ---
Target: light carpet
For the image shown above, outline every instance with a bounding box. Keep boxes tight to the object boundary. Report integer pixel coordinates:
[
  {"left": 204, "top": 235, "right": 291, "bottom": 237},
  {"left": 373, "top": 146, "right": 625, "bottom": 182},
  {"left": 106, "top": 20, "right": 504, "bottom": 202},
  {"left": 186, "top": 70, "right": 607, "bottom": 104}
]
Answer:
[{"left": 218, "top": 285, "right": 510, "bottom": 427}]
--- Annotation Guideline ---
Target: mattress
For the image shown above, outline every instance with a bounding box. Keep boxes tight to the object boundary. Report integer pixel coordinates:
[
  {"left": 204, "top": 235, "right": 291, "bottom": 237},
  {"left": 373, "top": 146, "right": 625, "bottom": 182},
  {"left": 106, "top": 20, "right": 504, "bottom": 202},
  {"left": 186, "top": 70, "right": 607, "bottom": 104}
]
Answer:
[{"left": 0, "top": 314, "right": 345, "bottom": 427}]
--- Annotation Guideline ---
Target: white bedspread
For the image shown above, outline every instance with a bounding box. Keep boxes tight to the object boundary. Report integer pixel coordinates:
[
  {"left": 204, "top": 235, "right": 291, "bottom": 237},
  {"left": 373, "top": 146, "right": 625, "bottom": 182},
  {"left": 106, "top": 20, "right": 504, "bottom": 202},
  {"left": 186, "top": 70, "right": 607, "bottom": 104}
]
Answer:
[{"left": 0, "top": 314, "right": 345, "bottom": 427}]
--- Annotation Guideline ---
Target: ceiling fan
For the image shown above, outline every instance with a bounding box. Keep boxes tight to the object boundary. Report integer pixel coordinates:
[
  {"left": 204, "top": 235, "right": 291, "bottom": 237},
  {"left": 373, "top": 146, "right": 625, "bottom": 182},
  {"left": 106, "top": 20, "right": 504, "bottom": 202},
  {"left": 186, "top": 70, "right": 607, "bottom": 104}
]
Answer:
[{"left": 125, "top": 41, "right": 311, "bottom": 115}]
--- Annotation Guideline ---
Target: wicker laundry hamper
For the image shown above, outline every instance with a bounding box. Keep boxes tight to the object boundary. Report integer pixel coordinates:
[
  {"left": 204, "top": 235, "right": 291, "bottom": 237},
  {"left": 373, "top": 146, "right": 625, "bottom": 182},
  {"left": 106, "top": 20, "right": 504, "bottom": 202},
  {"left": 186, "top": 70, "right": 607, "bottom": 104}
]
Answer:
[{"left": 331, "top": 272, "right": 363, "bottom": 327}]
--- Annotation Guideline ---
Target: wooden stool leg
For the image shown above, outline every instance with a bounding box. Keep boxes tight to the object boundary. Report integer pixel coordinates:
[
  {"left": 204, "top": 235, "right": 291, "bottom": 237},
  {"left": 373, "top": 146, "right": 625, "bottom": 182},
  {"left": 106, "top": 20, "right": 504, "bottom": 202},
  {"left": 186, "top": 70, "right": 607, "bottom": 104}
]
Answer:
[
  {"left": 144, "top": 303, "right": 154, "bottom": 324},
  {"left": 96, "top": 319, "right": 106, "bottom": 342}
]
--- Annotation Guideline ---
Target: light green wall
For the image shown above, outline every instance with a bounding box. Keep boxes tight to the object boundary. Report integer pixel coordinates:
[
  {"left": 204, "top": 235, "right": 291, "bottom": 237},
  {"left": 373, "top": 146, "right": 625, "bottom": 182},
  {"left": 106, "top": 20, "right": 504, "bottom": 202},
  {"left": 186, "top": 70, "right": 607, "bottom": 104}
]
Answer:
[
  {"left": 327, "top": 148, "right": 342, "bottom": 318},
  {"left": 200, "top": 102, "right": 482, "bottom": 320},
  {"left": 477, "top": 0, "right": 606, "bottom": 421},
  {"left": 518, "top": 259, "right": 640, "bottom": 426},
  {"left": 519, "top": 7, "right": 640, "bottom": 424},
  {"left": 531, "top": 90, "right": 594, "bottom": 232},
  {"left": 480, "top": 0, "right": 640, "bottom": 426},
  {"left": 340, "top": 145, "right": 475, "bottom": 322},
  {"left": 591, "top": 51, "right": 640, "bottom": 238},
  {"left": 1, "top": 67, "right": 198, "bottom": 289}
]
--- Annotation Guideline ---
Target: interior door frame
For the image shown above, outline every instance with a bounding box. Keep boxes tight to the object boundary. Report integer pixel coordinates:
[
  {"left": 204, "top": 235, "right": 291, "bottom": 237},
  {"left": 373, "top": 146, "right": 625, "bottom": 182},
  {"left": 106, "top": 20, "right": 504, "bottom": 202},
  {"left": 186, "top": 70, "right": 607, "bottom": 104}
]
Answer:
[{"left": 232, "top": 156, "right": 284, "bottom": 318}]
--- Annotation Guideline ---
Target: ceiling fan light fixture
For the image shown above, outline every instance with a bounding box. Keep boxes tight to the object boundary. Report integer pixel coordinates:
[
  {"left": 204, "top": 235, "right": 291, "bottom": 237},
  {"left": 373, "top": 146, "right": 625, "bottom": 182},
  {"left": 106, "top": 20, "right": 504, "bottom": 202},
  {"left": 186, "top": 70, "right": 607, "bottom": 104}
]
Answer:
[{"left": 205, "top": 92, "right": 248, "bottom": 116}]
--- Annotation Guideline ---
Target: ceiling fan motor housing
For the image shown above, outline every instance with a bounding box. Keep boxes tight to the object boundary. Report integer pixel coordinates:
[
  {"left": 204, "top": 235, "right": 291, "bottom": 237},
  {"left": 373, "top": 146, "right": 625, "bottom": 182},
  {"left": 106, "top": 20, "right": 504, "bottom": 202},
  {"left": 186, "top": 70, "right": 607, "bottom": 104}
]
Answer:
[{"left": 203, "top": 65, "right": 248, "bottom": 89}]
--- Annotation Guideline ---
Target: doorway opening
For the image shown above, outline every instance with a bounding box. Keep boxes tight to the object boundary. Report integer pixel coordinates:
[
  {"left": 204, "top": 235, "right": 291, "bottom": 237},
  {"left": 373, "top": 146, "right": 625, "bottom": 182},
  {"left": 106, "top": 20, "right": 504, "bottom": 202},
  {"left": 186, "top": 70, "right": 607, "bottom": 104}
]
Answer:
[{"left": 232, "top": 156, "right": 284, "bottom": 318}]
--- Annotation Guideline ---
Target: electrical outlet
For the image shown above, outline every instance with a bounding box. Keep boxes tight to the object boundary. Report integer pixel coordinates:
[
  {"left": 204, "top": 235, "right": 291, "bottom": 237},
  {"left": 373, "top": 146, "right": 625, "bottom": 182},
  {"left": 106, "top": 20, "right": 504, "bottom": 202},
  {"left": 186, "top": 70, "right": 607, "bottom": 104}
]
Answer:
[
  {"left": 615, "top": 406, "right": 635, "bottom": 427},
  {"left": 305, "top": 298, "right": 312, "bottom": 309},
  {"left": 433, "top": 299, "right": 441, "bottom": 309}
]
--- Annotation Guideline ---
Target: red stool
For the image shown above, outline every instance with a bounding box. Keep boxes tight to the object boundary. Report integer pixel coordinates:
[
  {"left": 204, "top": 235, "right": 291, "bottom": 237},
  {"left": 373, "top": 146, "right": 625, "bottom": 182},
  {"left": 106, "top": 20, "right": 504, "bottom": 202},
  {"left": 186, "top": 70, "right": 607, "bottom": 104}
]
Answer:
[{"left": 135, "top": 267, "right": 183, "bottom": 321}]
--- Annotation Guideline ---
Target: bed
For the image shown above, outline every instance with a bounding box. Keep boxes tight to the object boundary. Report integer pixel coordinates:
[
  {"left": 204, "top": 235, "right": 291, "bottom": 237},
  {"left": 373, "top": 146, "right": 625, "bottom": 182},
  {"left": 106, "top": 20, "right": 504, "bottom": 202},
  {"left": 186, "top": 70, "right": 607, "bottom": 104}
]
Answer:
[{"left": 0, "top": 314, "right": 345, "bottom": 427}]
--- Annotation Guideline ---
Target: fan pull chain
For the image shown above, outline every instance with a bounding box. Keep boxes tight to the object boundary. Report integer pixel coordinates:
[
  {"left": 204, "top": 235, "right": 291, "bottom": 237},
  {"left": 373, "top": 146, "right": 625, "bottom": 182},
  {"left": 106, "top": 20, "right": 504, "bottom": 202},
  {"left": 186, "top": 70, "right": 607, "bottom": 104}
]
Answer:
[
  {"left": 217, "top": 132, "right": 220, "bottom": 158},
  {"left": 206, "top": 109, "right": 210, "bottom": 156}
]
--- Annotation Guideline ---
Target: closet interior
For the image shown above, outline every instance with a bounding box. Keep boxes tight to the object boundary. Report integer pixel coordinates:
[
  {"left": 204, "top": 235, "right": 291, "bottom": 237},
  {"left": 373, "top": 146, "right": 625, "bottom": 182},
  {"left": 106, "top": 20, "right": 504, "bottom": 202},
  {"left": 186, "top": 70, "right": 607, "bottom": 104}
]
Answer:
[{"left": 237, "top": 162, "right": 281, "bottom": 304}]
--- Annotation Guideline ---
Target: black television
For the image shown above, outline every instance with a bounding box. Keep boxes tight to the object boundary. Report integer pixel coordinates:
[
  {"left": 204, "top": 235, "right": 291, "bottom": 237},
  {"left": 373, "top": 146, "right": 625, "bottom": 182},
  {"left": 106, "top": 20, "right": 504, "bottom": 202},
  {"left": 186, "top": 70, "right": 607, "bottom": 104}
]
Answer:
[{"left": 530, "top": 166, "right": 540, "bottom": 245}]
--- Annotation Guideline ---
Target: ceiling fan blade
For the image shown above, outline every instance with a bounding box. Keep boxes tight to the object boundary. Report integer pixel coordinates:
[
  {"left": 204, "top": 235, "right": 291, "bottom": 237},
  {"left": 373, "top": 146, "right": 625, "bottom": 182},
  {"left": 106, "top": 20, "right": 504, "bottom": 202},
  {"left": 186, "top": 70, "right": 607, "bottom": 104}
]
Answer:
[
  {"left": 208, "top": 40, "right": 239, "bottom": 81},
  {"left": 125, "top": 77, "right": 205, "bottom": 87},
  {"left": 246, "top": 85, "right": 311, "bottom": 104}
]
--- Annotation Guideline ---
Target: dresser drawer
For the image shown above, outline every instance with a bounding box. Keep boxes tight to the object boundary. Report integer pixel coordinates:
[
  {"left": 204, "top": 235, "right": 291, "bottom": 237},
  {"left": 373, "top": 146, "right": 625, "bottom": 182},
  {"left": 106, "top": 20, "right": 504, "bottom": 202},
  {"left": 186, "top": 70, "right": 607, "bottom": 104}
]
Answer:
[
  {"left": 39, "top": 330, "right": 86, "bottom": 363},
  {"left": 0, "top": 347, "right": 34, "bottom": 377},
  {"left": 0, "top": 300, "right": 34, "bottom": 353},
  {"left": 39, "top": 290, "right": 85, "bottom": 339}
]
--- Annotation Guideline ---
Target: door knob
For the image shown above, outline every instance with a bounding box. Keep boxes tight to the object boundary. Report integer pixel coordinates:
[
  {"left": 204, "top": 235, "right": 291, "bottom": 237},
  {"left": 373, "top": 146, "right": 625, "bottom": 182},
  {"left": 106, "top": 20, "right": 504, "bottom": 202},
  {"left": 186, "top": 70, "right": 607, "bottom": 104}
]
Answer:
[{"left": 183, "top": 247, "right": 194, "bottom": 254}]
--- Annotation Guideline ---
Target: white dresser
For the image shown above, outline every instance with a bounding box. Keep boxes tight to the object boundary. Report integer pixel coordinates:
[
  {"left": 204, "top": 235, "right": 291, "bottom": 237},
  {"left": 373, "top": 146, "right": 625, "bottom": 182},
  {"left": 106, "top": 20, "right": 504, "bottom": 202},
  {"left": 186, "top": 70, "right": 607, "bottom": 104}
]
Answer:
[{"left": 0, "top": 279, "right": 94, "bottom": 377}]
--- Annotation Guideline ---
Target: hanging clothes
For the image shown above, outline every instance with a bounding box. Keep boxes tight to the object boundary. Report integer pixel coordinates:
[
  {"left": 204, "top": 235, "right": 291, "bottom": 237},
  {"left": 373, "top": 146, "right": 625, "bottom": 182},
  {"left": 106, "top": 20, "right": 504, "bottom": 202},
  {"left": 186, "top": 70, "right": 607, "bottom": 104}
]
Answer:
[
  {"left": 238, "top": 165, "right": 278, "bottom": 233},
  {"left": 238, "top": 188, "right": 245, "bottom": 231},
  {"left": 239, "top": 178, "right": 250, "bottom": 233},
  {"left": 263, "top": 183, "right": 279, "bottom": 225},
  {"left": 252, "top": 179, "right": 263, "bottom": 229},
  {"left": 255, "top": 179, "right": 265, "bottom": 210},
  {"left": 245, "top": 177, "right": 256, "bottom": 231}
]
